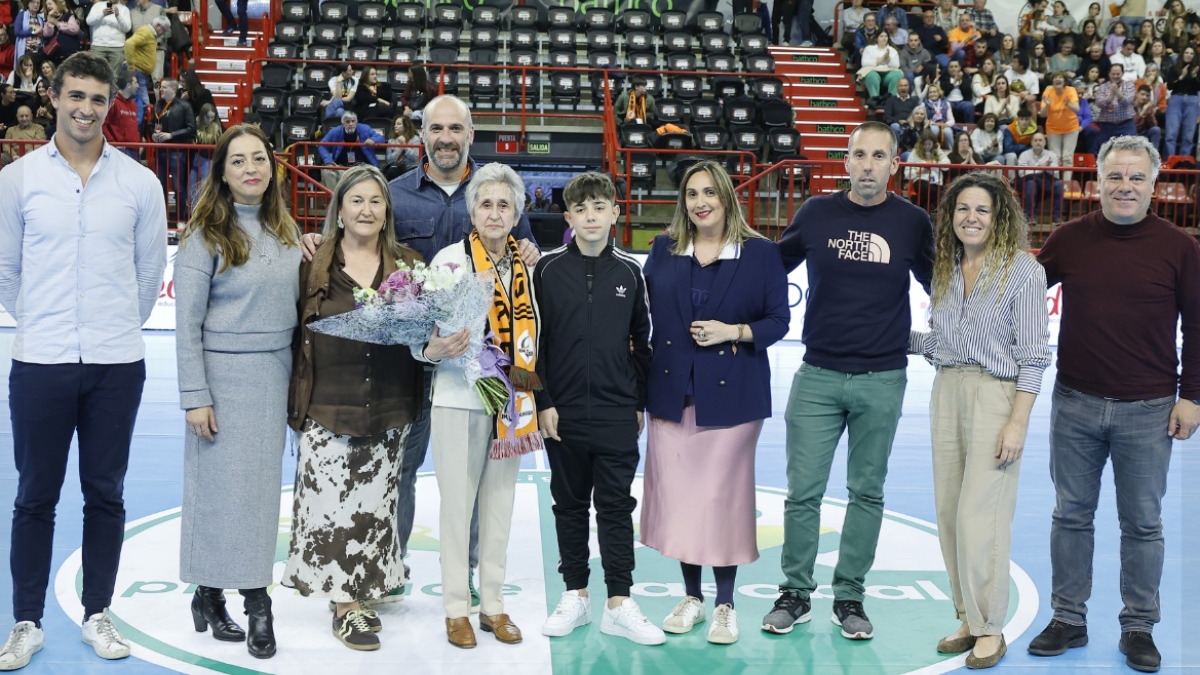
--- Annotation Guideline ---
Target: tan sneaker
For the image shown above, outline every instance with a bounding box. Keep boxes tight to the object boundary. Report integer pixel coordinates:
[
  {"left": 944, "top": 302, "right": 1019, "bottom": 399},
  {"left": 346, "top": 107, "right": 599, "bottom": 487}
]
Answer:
[
  {"left": 707, "top": 604, "right": 739, "bottom": 644},
  {"left": 663, "top": 596, "right": 705, "bottom": 634}
]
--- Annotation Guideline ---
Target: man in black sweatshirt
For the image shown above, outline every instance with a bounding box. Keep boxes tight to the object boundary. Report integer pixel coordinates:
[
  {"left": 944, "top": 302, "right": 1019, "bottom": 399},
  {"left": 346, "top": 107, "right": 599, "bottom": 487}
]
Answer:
[
  {"left": 761, "top": 121, "right": 935, "bottom": 641},
  {"left": 532, "top": 172, "right": 662, "bottom": 646}
]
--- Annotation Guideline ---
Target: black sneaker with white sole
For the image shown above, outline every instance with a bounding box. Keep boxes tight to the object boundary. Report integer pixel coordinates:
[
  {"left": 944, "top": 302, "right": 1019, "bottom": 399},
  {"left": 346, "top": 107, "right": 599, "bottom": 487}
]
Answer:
[
  {"left": 761, "top": 591, "right": 812, "bottom": 634},
  {"left": 333, "top": 610, "right": 380, "bottom": 651},
  {"left": 831, "top": 599, "right": 874, "bottom": 640}
]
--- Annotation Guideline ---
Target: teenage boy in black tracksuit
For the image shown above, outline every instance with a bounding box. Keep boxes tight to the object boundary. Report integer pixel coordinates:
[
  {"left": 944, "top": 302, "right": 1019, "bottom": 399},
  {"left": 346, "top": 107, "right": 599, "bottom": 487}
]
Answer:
[{"left": 532, "top": 173, "right": 664, "bottom": 646}]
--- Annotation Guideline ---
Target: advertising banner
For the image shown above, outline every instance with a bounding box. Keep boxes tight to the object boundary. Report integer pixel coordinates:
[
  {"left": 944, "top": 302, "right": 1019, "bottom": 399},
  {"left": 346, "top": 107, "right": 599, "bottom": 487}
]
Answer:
[{"left": 2, "top": 248, "right": 1183, "bottom": 349}]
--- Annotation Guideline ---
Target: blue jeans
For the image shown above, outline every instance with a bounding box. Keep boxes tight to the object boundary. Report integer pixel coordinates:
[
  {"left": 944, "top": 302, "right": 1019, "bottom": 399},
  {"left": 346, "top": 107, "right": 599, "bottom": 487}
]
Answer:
[
  {"left": 1097, "top": 119, "right": 1137, "bottom": 152},
  {"left": 156, "top": 148, "right": 191, "bottom": 222},
  {"left": 1141, "top": 125, "right": 1162, "bottom": 152},
  {"left": 325, "top": 99, "right": 346, "bottom": 121},
  {"left": 934, "top": 53, "right": 951, "bottom": 69},
  {"left": 949, "top": 100, "right": 974, "bottom": 124},
  {"left": 399, "top": 373, "right": 479, "bottom": 570},
  {"left": 1082, "top": 125, "right": 1101, "bottom": 155},
  {"left": 190, "top": 154, "right": 211, "bottom": 210},
  {"left": 1048, "top": 381, "right": 1175, "bottom": 632},
  {"left": 214, "top": 0, "right": 248, "bottom": 41},
  {"left": 134, "top": 70, "right": 150, "bottom": 132},
  {"left": 1165, "top": 94, "right": 1199, "bottom": 157},
  {"left": 793, "top": 0, "right": 813, "bottom": 43},
  {"left": 1023, "top": 174, "right": 1063, "bottom": 221}
]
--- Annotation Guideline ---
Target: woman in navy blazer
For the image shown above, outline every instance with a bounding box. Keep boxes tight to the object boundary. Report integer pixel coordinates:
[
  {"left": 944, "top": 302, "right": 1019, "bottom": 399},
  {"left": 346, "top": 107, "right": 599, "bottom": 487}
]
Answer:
[{"left": 639, "top": 160, "right": 790, "bottom": 645}]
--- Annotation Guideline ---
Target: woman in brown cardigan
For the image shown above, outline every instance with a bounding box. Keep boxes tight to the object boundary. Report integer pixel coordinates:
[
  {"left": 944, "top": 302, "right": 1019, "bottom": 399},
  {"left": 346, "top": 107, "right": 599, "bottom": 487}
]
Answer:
[{"left": 283, "top": 164, "right": 424, "bottom": 652}]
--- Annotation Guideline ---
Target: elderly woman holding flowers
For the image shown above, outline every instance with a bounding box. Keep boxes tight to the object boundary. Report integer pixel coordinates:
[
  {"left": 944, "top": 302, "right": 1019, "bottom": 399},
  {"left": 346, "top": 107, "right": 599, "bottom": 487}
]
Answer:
[
  {"left": 283, "top": 164, "right": 425, "bottom": 652},
  {"left": 415, "top": 162, "right": 543, "bottom": 650}
]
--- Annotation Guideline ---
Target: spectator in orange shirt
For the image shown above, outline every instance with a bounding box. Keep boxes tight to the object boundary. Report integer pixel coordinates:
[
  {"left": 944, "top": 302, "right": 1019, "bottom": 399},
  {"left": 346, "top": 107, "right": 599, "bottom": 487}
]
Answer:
[
  {"left": 947, "top": 14, "right": 981, "bottom": 64},
  {"left": 1039, "top": 71, "right": 1081, "bottom": 178},
  {"left": 1003, "top": 107, "right": 1038, "bottom": 155}
]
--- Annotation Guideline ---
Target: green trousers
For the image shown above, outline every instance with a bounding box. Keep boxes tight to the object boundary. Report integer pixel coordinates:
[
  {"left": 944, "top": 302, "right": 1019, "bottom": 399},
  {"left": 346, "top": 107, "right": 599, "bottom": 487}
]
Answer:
[{"left": 780, "top": 363, "right": 907, "bottom": 602}]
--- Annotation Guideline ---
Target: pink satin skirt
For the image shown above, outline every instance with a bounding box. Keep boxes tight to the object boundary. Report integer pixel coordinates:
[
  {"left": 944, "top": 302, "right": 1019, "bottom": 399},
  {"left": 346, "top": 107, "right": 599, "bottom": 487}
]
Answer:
[{"left": 639, "top": 405, "right": 764, "bottom": 567}]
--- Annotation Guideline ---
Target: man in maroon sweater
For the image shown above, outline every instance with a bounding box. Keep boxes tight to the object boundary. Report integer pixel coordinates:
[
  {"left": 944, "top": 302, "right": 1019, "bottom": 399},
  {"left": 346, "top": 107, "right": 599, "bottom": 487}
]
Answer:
[{"left": 1029, "top": 135, "right": 1200, "bottom": 674}]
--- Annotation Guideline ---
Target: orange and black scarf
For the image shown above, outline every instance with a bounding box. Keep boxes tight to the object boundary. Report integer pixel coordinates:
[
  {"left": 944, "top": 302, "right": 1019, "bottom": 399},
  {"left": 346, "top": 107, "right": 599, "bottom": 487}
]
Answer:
[{"left": 467, "top": 232, "right": 543, "bottom": 459}]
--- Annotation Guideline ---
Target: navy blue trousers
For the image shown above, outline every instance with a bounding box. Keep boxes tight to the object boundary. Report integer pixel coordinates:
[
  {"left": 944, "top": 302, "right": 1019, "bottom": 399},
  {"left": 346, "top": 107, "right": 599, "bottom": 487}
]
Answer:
[{"left": 9, "top": 360, "right": 145, "bottom": 624}]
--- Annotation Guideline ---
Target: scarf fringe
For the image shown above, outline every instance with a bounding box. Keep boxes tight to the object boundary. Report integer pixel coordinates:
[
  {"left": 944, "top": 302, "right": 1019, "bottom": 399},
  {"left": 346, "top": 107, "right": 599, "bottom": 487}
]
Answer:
[
  {"left": 489, "top": 431, "right": 545, "bottom": 460},
  {"left": 508, "top": 366, "right": 542, "bottom": 392}
]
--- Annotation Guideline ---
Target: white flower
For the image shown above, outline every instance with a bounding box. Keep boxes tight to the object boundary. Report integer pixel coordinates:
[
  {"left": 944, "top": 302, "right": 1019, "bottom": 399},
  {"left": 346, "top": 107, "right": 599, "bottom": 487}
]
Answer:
[{"left": 422, "top": 263, "right": 464, "bottom": 292}]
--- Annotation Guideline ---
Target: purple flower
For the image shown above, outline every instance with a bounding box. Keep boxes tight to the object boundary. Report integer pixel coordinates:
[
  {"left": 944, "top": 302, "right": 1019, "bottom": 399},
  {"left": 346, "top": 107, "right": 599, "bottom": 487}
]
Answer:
[{"left": 378, "top": 268, "right": 422, "bottom": 302}]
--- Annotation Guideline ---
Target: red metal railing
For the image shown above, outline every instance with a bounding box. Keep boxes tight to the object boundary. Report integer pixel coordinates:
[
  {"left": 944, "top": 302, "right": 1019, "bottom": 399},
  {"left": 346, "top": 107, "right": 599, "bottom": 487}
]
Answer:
[{"left": 9, "top": 146, "right": 1193, "bottom": 245}]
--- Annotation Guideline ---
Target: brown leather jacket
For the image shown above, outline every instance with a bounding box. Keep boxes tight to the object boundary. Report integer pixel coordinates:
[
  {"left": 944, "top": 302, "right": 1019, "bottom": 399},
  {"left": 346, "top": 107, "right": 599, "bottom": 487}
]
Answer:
[{"left": 287, "top": 234, "right": 423, "bottom": 432}]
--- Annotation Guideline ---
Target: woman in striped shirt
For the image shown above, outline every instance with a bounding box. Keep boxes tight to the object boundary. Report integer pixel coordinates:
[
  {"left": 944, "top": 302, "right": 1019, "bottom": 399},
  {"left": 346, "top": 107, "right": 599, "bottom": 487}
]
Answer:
[{"left": 909, "top": 171, "right": 1051, "bottom": 670}]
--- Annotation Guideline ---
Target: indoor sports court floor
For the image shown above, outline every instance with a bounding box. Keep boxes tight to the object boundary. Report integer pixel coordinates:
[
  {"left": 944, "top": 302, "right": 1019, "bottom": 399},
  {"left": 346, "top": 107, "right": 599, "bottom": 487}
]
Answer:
[{"left": 0, "top": 329, "right": 1195, "bottom": 674}]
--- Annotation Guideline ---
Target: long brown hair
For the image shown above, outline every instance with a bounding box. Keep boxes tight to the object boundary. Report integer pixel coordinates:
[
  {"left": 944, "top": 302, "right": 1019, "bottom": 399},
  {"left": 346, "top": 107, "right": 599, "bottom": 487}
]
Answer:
[
  {"left": 194, "top": 103, "right": 223, "bottom": 144},
  {"left": 667, "top": 160, "right": 764, "bottom": 255},
  {"left": 183, "top": 125, "right": 299, "bottom": 273},
  {"left": 931, "top": 171, "right": 1029, "bottom": 307}
]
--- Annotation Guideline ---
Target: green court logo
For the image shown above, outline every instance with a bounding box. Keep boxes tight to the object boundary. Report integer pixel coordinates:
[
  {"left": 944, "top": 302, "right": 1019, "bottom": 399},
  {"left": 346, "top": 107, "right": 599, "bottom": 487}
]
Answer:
[{"left": 55, "top": 472, "right": 1037, "bottom": 674}]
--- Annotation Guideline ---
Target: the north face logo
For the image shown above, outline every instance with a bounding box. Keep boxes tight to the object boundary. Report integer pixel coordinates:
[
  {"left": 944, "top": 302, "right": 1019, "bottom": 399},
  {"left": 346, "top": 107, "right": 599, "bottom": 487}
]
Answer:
[
  {"left": 827, "top": 230, "right": 891, "bottom": 263},
  {"left": 615, "top": 285, "right": 627, "bottom": 298}
]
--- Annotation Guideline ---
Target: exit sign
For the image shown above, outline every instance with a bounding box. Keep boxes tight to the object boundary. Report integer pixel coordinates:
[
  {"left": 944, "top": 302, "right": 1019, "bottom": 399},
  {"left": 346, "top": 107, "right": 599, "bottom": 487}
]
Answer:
[
  {"left": 496, "top": 133, "right": 518, "bottom": 154},
  {"left": 527, "top": 140, "right": 551, "bottom": 154}
]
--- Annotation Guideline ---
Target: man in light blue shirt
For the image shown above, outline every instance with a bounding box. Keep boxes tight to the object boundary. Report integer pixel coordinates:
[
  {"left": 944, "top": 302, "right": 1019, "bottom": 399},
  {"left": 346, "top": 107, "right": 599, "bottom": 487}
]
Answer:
[{"left": 0, "top": 52, "right": 166, "bottom": 672}]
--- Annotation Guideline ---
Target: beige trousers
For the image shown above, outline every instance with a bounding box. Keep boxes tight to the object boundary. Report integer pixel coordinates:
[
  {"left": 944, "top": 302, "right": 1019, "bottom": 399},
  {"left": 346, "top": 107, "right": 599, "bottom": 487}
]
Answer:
[
  {"left": 431, "top": 406, "right": 521, "bottom": 619},
  {"left": 929, "top": 365, "right": 1021, "bottom": 637}
]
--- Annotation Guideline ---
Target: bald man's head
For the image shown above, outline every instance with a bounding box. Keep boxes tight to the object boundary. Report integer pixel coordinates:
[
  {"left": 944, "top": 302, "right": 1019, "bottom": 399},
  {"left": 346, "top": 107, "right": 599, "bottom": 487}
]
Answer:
[{"left": 16, "top": 106, "right": 32, "bottom": 128}]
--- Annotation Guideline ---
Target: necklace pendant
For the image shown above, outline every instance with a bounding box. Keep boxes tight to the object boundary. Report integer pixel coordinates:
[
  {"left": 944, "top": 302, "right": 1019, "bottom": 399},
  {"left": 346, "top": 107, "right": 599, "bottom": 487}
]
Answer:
[{"left": 260, "top": 252, "right": 272, "bottom": 265}]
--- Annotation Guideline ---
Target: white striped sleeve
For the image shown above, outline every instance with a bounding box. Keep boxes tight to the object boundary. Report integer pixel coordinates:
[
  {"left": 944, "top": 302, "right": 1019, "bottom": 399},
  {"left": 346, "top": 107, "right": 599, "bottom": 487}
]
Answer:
[{"left": 1011, "top": 260, "right": 1052, "bottom": 394}]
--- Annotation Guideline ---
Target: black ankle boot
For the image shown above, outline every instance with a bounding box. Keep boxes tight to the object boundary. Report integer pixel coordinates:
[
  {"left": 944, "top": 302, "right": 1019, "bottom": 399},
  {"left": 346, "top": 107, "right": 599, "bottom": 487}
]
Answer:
[
  {"left": 191, "top": 586, "right": 246, "bottom": 642},
  {"left": 240, "top": 588, "right": 276, "bottom": 659}
]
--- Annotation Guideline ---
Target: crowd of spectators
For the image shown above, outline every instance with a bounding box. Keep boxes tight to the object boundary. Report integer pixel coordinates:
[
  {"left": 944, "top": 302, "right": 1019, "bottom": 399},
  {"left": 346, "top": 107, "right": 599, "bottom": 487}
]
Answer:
[
  {"left": 851, "top": 0, "right": 1200, "bottom": 220},
  {"left": 0, "top": 0, "right": 192, "bottom": 174}
]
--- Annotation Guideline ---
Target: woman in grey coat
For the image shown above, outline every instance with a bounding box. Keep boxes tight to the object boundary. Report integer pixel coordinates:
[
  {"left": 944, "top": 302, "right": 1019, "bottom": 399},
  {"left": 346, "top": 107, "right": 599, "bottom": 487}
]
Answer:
[{"left": 174, "top": 125, "right": 302, "bottom": 660}]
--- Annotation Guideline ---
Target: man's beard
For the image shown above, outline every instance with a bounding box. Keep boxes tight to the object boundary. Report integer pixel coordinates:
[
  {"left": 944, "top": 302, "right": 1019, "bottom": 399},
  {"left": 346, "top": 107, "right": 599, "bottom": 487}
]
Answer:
[{"left": 430, "top": 143, "right": 465, "bottom": 171}]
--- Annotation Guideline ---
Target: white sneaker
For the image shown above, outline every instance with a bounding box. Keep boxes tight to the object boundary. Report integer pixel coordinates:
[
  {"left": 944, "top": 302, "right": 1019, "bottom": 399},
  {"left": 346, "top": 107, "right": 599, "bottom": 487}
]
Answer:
[
  {"left": 542, "top": 590, "right": 592, "bottom": 637},
  {"left": 601, "top": 599, "right": 666, "bottom": 646},
  {"left": 0, "top": 622, "right": 43, "bottom": 671},
  {"left": 81, "top": 610, "right": 131, "bottom": 660},
  {"left": 708, "top": 603, "right": 739, "bottom": 644},
  {"left": 662, "top": 596, "right": 705, "bottom": 634}
]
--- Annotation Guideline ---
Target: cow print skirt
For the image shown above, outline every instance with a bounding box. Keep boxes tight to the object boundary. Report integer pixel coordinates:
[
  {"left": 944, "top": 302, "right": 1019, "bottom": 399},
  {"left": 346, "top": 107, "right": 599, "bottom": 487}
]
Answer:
[{"left": 282, "top": 418, "right": 410, "bottom": 603}]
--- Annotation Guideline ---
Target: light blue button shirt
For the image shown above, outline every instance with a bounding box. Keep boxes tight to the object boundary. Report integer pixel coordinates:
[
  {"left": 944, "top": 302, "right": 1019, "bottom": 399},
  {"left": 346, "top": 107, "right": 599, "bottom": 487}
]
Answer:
[{"left": 0, "top": 137, "right": 168, "bottom": 364}]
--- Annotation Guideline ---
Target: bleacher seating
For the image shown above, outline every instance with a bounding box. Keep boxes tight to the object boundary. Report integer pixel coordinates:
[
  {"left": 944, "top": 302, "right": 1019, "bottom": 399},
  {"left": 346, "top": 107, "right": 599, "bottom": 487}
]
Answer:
[{"left": 243, "top": 0, "right": 796, "bottom": 189}]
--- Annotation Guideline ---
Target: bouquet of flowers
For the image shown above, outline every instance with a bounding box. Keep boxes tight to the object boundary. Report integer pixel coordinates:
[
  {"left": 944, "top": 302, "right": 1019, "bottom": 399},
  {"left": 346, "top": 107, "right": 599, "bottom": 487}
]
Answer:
[{"left": 307, "top": 260, "right": 511, "bottom": 413}]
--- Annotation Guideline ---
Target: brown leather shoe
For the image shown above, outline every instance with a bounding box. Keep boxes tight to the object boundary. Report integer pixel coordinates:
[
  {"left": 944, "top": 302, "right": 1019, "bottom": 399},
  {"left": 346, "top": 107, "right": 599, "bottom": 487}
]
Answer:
[
  {"left": 479, "top": 613, "right": 523, "bottom": 644},
  {"left": 445, "top": 617, "right": 476, "bottom": 649}
]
